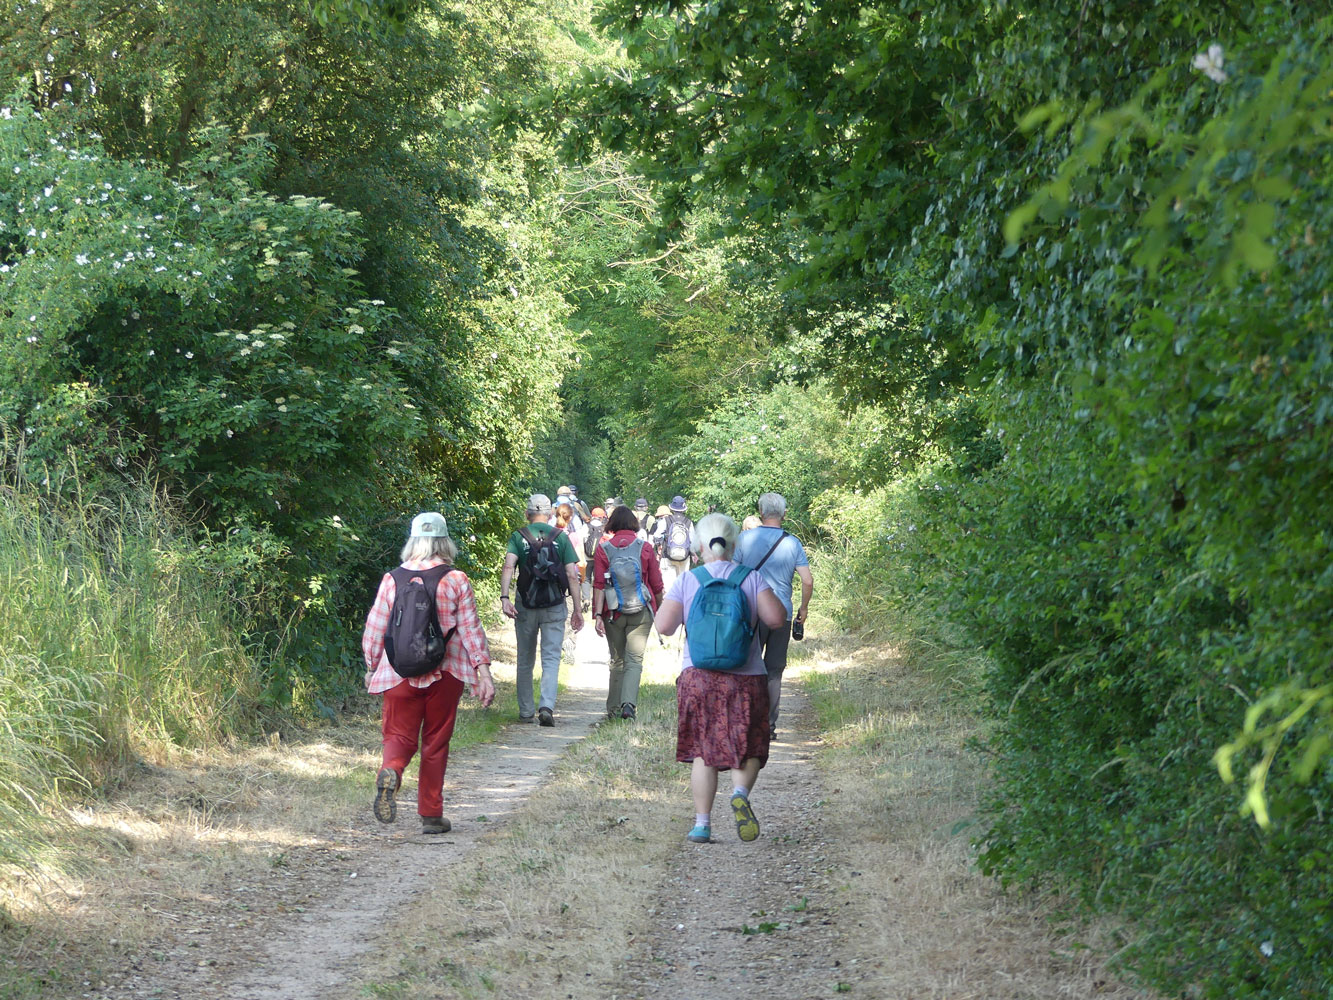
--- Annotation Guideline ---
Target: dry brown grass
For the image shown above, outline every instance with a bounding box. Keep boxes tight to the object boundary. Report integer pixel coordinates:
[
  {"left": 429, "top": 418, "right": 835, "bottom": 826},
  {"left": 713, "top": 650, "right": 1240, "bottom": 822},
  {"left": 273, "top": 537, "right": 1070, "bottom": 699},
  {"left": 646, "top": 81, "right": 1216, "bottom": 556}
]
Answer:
[
  {"left": 1, "top": 622, "right": 1158, "bottom": 1000},
  {"left": 352, "top": 645, "right": 688, "bottom": 1000},
  {"left": 793, "top": 633, "right": 1155, "bottom": 999},
  {"left": 0, "top": 623, "right": 527, "bottom": 998},
  {"left": 0, "top": 717, "right": 383, "bottom": 996}
]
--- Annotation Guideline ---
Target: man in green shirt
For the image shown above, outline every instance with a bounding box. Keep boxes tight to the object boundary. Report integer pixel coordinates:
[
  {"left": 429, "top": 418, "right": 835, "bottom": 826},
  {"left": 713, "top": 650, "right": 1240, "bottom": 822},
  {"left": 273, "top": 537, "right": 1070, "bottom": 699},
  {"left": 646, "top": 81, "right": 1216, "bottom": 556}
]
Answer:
[{"left": 499, "top": 494, "right": 584, "bottom": 725}]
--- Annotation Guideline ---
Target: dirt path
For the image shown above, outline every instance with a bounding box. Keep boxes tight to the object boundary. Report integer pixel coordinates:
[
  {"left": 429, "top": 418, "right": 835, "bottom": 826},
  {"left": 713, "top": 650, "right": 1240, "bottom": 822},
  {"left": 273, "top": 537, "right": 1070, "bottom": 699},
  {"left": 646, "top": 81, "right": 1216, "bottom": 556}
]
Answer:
[
  {"left": 79, "top": 630, "right": 1142, "bottom": 1000},
  {"left": 614, "top": 686, "right": 862, "bottom": 999},
  {"left": 113, "top": 629, "right": 614, "bottom": 1000}
]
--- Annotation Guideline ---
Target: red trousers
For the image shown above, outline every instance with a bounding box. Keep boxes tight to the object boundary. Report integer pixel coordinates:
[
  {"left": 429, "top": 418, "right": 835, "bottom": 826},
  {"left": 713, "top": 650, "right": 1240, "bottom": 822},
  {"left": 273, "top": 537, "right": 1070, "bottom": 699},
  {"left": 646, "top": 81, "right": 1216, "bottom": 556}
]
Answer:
[{"left": 380, "top": 672, "right": 464, "bottom": 818}]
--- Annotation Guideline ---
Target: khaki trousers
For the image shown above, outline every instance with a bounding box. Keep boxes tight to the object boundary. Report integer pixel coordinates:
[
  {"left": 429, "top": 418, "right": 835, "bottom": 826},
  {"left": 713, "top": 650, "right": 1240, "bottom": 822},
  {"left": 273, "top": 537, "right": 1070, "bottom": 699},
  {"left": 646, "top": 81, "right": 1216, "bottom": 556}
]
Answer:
[{"left": 605, "top": 606, "right": 653, "bottom": 715}]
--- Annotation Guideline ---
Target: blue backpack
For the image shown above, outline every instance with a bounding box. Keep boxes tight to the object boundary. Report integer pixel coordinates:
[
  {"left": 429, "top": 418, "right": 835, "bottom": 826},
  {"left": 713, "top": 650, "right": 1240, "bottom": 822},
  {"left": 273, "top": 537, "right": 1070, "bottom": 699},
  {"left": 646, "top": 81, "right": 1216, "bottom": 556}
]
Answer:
[{"left": 685, "top": 565, "right": 755, "bottom": 671}]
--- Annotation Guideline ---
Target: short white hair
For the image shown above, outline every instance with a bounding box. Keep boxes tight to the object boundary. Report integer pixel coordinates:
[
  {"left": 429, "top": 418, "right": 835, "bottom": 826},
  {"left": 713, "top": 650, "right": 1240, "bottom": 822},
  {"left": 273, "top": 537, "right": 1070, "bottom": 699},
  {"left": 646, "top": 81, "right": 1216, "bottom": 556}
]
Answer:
[
  {"left": 400, "top": 534, "right": 457, "bottom": 564},
  {"left": 694, "top": 512, "right": 738, "bottom": 562},
  {"left": 757, "top": 492, "right": 787, "bottom": 518}
]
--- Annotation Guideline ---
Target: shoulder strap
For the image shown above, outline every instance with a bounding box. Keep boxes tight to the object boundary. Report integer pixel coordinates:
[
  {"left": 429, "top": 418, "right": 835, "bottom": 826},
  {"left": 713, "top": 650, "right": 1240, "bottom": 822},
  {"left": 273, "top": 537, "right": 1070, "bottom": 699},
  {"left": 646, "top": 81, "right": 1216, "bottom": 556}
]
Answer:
[
  {"left": 752, "top": 529, "right": 789, "bottom": 573},
  {"left": 518, "top": 526, "right": 536, "bottom": 548},
  {"left": 391, "top": 563, "right": 453, "bottom": 588},
  {"left": 727, "top": 564, "right": 753, "bottom": 586}
]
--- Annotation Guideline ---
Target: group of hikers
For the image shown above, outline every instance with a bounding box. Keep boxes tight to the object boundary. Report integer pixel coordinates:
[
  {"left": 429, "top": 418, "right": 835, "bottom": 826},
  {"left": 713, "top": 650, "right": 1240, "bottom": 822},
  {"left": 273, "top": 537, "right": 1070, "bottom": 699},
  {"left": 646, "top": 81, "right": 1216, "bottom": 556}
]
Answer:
[{"left": 360, "top": 489, "right": 814, "bottom": 846}]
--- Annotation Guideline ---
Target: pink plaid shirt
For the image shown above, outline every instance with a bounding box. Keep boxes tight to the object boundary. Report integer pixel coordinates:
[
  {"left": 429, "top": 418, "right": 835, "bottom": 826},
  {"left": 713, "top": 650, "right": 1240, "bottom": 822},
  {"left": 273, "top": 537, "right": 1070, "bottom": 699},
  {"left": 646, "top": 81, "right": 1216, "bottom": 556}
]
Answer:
[{"left": 362, "top": 560, "right": 491, "bottom": 695}]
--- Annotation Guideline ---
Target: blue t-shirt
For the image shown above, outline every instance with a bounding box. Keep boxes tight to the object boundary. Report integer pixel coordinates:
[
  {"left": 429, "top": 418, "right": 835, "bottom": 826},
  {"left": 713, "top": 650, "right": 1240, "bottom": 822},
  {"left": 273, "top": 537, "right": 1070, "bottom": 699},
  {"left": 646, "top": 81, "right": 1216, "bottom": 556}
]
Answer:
[{"left": 735, "top": 526, "right": 809, "bottom": 619}]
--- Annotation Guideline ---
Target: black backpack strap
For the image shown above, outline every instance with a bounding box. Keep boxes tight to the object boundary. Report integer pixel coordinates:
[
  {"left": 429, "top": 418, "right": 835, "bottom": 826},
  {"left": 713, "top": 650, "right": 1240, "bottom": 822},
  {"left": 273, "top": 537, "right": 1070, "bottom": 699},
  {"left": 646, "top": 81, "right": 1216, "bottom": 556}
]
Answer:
[
  {"left": 752, "top": 529, "right": 789, "bottom": 573},
  {"left": 392, "top": 563, "right": 454, "bottom": 594},
  {"left": 389, "top": 563, "right": 456, "bottom": 638}
]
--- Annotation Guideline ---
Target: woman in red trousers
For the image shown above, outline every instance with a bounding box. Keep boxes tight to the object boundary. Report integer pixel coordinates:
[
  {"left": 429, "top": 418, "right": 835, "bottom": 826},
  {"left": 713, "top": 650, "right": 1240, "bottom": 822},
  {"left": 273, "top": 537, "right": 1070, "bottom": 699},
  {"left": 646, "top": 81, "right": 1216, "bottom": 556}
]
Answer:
[{"left": 361, "top": 512, "right": 495, "bottom": 833}]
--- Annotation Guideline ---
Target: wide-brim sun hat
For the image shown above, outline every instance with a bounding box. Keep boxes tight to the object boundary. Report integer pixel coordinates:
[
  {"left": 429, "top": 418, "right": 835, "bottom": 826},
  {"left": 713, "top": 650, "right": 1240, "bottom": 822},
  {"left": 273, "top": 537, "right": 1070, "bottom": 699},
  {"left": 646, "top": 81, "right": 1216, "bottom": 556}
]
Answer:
[
  {"left": 655, "top": 505, "right": 670, "bottom": 517},
  {"left": 669, "top": 495, "right": 687, "bottom": 512},
  {"left": 409, "top": 512, "right": 448, "bottom": 537}
]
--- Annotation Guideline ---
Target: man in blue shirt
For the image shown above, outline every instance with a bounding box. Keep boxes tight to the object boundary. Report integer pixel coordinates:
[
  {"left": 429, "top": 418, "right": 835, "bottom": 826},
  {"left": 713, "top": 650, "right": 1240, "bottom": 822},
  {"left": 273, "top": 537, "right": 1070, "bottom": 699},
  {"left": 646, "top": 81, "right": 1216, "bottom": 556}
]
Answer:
[{"left": 735, "top": 492, "right": 814, "bottom": 739}]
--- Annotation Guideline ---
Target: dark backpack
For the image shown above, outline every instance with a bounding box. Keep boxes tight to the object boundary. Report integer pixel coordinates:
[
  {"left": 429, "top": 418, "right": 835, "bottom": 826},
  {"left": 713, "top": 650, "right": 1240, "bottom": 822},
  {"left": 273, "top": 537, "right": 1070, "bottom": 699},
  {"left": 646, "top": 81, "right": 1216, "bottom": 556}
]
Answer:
[
  {"left": 685, "top": 564, "right": 755, "bottom": 671},
  {"left": 601, "top": 538, "right": 648, "bottom": 614},
  {"left": 518, "top": 526, "right": 567, "bottom": 609},
  {"left": 384, "top": 565, "right": 458, "bottom": 678},
  {"left": 583, "top": 516, "right": 606, "bottom": 559},
  {"left": 664, "top": 514, "right": 691, "bottom": 562}
]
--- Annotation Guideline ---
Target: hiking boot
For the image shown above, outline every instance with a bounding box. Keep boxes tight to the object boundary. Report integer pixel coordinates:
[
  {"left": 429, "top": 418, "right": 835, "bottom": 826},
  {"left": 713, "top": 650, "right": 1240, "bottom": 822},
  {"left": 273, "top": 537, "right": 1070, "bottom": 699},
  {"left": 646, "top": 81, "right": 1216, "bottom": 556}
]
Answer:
[
  {"left": 538, "top": 707, "right": 554, "bottom": 727},
  {"left": 769, "top": 724, "right": 777, "bottom": 742},
  {"left": 421, "top": 816, "right": 451, "bottom": 835},
  {"left": 518, "top": 714, "right": 536, "bottom": 724},
  {"left": 730, "top": 790, "right": 760, "bottom": 842},
  {"left": 686, "top": 824, "right": 711, "bottom": 844},
  {"left": 620, "top": 703, "right": 636, "bottom": 721},
  {"left": 373, "top": 767, "right": 399, "bottom": 824}
]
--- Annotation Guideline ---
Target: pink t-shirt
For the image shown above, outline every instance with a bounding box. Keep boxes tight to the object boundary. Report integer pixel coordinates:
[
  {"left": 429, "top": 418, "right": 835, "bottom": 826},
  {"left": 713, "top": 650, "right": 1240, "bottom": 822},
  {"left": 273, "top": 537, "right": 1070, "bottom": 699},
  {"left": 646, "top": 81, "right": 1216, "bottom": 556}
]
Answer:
[{"left": 665, "top": 560, "right": 772, "bottom": 675}]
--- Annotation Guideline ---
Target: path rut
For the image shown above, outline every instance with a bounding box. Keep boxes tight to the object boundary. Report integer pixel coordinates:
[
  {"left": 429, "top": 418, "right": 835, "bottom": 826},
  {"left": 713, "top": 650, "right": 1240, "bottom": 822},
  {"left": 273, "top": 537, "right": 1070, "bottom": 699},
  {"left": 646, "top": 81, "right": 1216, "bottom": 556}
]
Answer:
[{"left": 115, "top": 630, "right": 613, "bottom": 1000}]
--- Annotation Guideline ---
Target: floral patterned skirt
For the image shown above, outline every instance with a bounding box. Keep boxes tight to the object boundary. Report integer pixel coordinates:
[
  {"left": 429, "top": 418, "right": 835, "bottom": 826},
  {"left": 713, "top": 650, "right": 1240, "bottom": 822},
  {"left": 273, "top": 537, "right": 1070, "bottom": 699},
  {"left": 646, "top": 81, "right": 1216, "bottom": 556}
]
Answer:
[{"left": 676, "top": 668, "right": 771, "bottom": 769}]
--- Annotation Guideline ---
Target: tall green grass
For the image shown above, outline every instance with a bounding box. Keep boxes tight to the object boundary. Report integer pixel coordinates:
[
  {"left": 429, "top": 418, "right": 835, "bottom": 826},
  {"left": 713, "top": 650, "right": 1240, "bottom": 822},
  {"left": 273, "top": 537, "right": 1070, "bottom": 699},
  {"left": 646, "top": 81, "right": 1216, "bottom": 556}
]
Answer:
[
  {"left": 0, "top": 465, "right": 264, "bottom": 873},
  {"left": 810, "top": 479, "right": 946, "bottom": 642}
]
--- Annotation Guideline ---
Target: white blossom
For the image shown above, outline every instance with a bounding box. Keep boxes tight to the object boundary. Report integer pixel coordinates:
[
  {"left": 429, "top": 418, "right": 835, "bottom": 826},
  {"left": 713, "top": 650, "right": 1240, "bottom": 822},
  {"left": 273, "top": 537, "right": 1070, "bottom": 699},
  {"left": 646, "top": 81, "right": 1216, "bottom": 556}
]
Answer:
[{"left": 1192, "top": 43, "right": 1227, "bottom": 84}]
